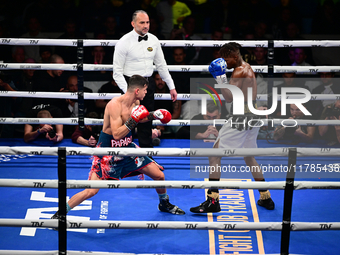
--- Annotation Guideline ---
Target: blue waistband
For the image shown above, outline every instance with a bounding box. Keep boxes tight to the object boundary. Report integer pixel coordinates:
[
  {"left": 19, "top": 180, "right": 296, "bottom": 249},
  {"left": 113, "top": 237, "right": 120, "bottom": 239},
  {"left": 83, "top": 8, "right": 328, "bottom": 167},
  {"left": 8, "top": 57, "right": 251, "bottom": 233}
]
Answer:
[{"left": 97, "top": 131, "right": 133, "bottom": 147}]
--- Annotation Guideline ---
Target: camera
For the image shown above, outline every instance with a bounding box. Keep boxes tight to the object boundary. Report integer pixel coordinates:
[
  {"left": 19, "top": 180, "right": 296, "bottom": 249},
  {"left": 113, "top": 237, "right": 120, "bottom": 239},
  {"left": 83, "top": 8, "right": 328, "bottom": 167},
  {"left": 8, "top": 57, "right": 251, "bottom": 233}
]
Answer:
[
  {"left": 285, "top": 126, "right": 298, "bottom": 137},
  {"left": 91, "top": 125, "right": 102, "bottom": 141},
  {"left": 48, "top": 129, "right": 56, "bottom": 138},
  {"left": 325, "top": 106, "right": 340, "bottom": 118}
]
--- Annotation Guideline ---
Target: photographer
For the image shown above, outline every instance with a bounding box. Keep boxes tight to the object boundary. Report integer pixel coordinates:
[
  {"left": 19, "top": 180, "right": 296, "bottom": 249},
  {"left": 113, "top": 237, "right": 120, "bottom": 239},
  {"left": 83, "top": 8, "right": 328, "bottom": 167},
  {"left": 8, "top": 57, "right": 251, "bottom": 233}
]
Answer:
[
  {"left": 59, "top": 75, "right": 94, "bottom": 138},
  {"left": 71, "top": 112, "right": 102, "bottom": 147},
  {"left": 176, "top": 102, "right": 221, "bottom": 140},
  {"left": 273, "top": 104, "right": 316, "bottom": 143},
  {"left": 318, "top": 100, "right": 340, "bottom": 146},
  {"left": 24, "top": 105, "right": 64, "bottom": 143}
]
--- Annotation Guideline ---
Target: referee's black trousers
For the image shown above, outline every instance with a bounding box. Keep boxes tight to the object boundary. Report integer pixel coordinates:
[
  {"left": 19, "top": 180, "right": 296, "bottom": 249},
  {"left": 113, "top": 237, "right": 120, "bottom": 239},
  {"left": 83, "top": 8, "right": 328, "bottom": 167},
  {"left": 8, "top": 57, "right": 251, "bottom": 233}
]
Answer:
[{"left": 124, "top": 75, "right": 155, "bottom": 148}]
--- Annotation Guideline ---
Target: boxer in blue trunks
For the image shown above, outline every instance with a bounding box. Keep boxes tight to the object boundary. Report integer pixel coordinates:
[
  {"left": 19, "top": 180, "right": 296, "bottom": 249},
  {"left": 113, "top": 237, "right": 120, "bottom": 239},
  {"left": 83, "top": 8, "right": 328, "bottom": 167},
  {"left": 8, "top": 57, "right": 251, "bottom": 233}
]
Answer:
[
  {"left": 52, "top": 75, "right": 184, "bottom": 220},
  {"left": 90, "top": 130, "right": 163, "bottom": 180}
]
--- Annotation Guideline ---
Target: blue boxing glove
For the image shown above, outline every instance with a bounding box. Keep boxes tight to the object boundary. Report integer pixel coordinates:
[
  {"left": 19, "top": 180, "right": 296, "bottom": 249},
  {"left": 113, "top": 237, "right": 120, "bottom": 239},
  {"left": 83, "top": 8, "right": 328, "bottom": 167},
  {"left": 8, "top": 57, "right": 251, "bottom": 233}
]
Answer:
[{"left": 209, "top": 58, "right": 228, "bottom": 84}]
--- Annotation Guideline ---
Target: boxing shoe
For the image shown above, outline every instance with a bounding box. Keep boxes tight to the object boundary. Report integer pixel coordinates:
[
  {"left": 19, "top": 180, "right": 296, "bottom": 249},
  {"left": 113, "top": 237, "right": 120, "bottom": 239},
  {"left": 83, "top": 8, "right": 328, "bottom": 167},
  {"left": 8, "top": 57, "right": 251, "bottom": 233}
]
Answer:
[
  {"left": 50, "top": 211, "right": 61, "bottom": 230},
  {"left": 257, "top": 190, "right": 275, "bottom": 210},
  {"left": 50, "top": 211, "right": 69, "bottom": 230},
  {"left": 257, "top": 197, "right": 275, "bottom": 210},
  {"left": 190, "top": 190, "right": 221, "bottom": 213},
  {"left": 158, "top": 196, "right": 185, "bottom": 215}
]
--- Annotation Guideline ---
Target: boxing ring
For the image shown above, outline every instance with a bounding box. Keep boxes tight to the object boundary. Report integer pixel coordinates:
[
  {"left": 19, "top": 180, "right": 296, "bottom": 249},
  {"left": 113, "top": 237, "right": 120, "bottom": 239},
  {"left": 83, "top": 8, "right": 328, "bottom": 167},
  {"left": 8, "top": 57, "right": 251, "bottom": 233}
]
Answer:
[{"left": 0, "top": 38, "right": 340, "bottom": 255}]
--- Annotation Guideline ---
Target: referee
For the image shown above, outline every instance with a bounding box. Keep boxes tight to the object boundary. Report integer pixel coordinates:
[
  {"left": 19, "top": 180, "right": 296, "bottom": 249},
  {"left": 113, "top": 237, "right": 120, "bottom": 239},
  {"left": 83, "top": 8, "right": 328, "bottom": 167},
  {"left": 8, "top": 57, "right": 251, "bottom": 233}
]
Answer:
[{"left": 113, "top": 10, "right": 177, "bottom": 148}]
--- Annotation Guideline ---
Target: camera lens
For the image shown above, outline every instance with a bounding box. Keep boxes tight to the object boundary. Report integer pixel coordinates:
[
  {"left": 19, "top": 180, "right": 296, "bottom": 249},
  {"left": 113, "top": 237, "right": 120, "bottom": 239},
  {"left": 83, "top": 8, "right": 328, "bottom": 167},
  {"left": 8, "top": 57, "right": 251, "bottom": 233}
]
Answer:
[
  {"left": 152, "top": 138, "right": 161, "bottom": 146},
  {"left": 48, "top": 129, "right": 56, "bottom": 138}
]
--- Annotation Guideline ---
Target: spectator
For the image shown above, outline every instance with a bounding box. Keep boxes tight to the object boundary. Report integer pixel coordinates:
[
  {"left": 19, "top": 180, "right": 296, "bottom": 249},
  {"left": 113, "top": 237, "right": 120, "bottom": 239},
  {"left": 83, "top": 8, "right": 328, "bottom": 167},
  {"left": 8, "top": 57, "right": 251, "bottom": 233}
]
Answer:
[
  {"left": 291, "top": 47, "right": 311, "bottom": 66},
  {"left": 180, "top": 15, "right": 201, "bottom": 40},
  {"left": 60, "top": 75, "right": 93, "bottom": 115},
  {"left": 59, "top": 75, "right": 95, "bottom": 138},
  {"left": 156, "top": 0, "right": 191, "bottom": 39},
  {"left": 275, "top": 72, "right": 308, "bottom": 94},
  {"left": 10, "top": 46, "right": 26, "bottom": 63},
  {"left": 95, "top": 73, "right": 123, "bottom": 118},
  {"left": 287, "top": 48, "right": 295, "bottom": 65},
  {"left": 55, "top": 18, "right": 87, "bottom": 64},
  {"left": 71, "top": 112, "right": 102, "bottom": 147},
  {"left": 168, "top": 46, "right": 199, "bottom": 120},
  {"left": 22, "top": 0, "right": 58, "bottom": 32},
  {"left": 12, "top": 58, "right": 37, "bottom": 118},
  {"left": 253, "top": 21, "right": 268, "bottom": 40},
  {"left": 212, "top": 48, "right": 222, "bottom": 60},
  {"left": 283, "top": 22, "right": 303, "bottom": 40},
  {"left": 170, "top": 15, "right": 202, "bottom": 64},
  {"left": 8, "top": 46, "right": 27, "bottom": 82},
  {"left": 149, "top": 15, "right": 165, "bottom": 40},
  {"left": 20, "top": 17, "right": 48, "bottom": 62},
  {"left": 171, "top": 47, "right": 186, "bottom": 65},
  {"left": 257, "top": 106, "right": 274, "bottom": 140},
  {"left": 91, "top": 46, "right": 110, "bottom": 65},
  {"left": 318, "top": 100, "right": 340, "bottom": 146},
  {"left": 272, "top": 0, "right": 302, "bottom": 39},
  {"left": 271, "top": 72, "right": 308, "bottom": 116},
  {"left": 33, "top": 54, "right": 65, "bottom": 108},
  {"left": 24, "top": 105, "right": 64, "bottom": 143},
  {"left": 177, "top": 101, "right": 221, "bottom": 140},
  {"left": 39, "top": 46, "right": 53, "bottom": 63},
  {"left": 239, "top": 31, "right": 256, "bottom": 63},
  {"left": 170, "top": 47, "right": 191, "bottom": 94},
  {"left": 101, "top": 15, "right": 121, "bottom": 39},
  {"left": 249, "top": 47, "right": 268, "bottom": 65},
  {"left": 0, "top": 58, "right": 37, "bottom": 137},
  {"left": 276, "top": 46, "right": 296, "bottom": 66},
  {"left": 249, "top": 47, "right": 271, "bottom": 108},
  {"left": 309, "top": 72, "right": 340, "bottom": 117},
  {"left": 197, "top": 29, "right": 223, "bottom": 65},
  {"left": 231, "top": 13, "right": 253, "bottom": 40},
  {"left": 154, "top": 72, "right": 182, "bottom": 138},
  {"left": 273, "top": 104, "right": 315, "bottom": 143},
  {"left": 84, "top": 46, "right": 112, "bottom": 82}
]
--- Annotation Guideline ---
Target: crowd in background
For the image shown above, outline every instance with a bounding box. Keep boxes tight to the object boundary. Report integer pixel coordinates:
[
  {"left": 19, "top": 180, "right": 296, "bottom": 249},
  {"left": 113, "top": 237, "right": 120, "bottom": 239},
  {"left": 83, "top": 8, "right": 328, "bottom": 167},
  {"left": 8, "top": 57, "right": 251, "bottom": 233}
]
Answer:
[{"left": 0, "top": 0, "right": 340, "bottom": 146}]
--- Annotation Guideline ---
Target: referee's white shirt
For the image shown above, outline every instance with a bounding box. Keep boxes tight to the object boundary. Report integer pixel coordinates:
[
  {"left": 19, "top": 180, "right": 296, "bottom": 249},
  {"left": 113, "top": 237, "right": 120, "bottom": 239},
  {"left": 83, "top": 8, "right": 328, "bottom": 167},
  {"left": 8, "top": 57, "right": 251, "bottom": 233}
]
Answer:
[{"left": 113, "top": 29, "right": 175, "bottom": 93}]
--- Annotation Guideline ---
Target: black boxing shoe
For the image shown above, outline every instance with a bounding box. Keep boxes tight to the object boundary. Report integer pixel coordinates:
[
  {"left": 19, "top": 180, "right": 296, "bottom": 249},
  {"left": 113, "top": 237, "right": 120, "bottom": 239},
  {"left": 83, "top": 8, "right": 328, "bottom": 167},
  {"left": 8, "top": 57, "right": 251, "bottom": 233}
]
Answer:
[
  {"left": 51, "top": 211, "right": 60, "bottom": 230},
  {"left": 190, "top": 195, "right": 221, "bottom": 213},
  {"left": 257, "top": 197, "right": 275, "bottom": 210},
  {"left": 158, "top": 196, "right": 185, "bottom": 215}
]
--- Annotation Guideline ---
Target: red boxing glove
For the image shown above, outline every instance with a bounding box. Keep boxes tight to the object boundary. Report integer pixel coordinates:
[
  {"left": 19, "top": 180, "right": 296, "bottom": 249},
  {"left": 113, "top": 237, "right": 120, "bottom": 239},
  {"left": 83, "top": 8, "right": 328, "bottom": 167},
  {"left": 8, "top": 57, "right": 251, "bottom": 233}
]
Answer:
[
  {"left": 125, "top": 105, "right": 150, "bottom": 131},
  {"left": 131, "top": 105, "right": 150, "bottom": 122},
  {"left": 153, "top": 109, "right": 172, "bottom": 124}
]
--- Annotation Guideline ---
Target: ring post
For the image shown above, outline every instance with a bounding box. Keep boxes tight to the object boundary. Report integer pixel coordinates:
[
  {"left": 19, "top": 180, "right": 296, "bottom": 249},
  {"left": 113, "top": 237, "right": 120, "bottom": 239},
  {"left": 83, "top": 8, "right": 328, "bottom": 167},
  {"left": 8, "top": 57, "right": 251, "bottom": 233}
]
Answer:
[
  {"left": 267, "top": 39, "right": 274, "bottom": 130},
  {"left": 280, "top": 148, "right": 297, "bottom": 255},
  {"left": 58, "top": 147, "right": 67, "bottom": 255},
  {"left": 77, "top": 39, "right": 85, "bottom": 131}
]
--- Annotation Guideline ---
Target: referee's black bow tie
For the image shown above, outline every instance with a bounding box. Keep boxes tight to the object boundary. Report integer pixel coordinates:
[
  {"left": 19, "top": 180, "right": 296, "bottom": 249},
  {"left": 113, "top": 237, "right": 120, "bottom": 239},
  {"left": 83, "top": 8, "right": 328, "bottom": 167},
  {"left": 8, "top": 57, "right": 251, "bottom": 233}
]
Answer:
[{"left": 138, "top": 35, "right": 148, "bottom": 42}]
